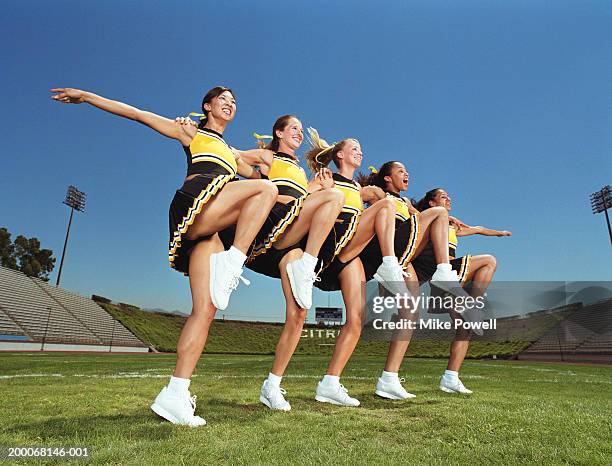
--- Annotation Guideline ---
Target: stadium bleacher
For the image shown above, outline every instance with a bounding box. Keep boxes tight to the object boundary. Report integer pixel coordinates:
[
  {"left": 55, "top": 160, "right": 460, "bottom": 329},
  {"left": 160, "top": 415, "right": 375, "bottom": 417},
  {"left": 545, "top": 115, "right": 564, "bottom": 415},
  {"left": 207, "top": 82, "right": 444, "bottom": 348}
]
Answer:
[
  {"left": 519, "top": 298, "right": 612, "bottom": 362},
  {"left": 0, "top": 266, "right": 147, "bottom": 352}
]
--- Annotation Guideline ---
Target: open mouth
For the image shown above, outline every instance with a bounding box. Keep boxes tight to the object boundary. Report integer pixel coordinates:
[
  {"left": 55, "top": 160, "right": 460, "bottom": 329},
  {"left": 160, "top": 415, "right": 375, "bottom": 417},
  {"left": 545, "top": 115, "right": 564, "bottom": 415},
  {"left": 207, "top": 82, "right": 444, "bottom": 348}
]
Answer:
[{"left": 221, "top": 107, "right": 232, "bottom": 116}]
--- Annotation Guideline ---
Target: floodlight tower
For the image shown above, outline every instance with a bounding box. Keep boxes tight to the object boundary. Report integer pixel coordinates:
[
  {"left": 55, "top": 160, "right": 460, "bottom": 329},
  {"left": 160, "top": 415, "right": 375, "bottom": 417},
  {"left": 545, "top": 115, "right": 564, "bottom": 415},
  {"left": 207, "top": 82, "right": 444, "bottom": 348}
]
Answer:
[
  {"left": 589, "top": 185, "right": 612, "bottom": 246},
  {"left": 56, "top": 185, "right": 87, "bottom": 286}
]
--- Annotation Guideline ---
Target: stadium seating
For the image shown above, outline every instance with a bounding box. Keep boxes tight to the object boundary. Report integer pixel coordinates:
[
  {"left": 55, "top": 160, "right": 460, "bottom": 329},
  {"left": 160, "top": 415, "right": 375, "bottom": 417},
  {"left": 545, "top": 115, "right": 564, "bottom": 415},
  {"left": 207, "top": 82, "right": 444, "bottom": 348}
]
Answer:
[
  {"left": 520, "top": 298, "right": 612, "bottom": 360},
  {"left": 0, "top": 266, "right": 146, "bottom": 350}
]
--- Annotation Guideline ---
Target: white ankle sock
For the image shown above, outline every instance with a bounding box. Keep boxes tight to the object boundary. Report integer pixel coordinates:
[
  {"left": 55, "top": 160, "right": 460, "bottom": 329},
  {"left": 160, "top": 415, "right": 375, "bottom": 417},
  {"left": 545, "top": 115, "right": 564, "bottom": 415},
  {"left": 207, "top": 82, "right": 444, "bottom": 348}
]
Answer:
[
  {"left": 168, "top": 376, "right": 190, "bottom": 394},
  {"left": 227, "top": 246, "right": 247, "bottom": 267},
  {"left": 322, "top": 374, "right": 340, "bottom": 387},
  {"left": 443, "top": 370, "right": 459, "bottom": 381},
  {"left": 267, "top": 372, "right": 282, "bottom": 387},
  {"left": 381, "top": 370, "right": 399, "bottom": 381},
  {"left": 436, "top": 263, "right": 451, "bottom": 272},
  {"left": 301, "top": 252, "right": 318, "bottom": 269},
  {"left": 382, "top": 256, "right": 399, "bottom": 266}
]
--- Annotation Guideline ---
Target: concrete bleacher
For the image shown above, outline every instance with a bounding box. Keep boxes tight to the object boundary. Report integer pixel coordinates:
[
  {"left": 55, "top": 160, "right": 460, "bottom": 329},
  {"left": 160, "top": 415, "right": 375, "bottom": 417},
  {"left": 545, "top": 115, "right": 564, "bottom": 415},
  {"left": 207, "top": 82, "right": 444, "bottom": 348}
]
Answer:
[
  {"left": 519, "top": 298, "right": 612, "bottom": 362},
  {"left": 0, "top": 266, "right": 147, "bottom": 352}
]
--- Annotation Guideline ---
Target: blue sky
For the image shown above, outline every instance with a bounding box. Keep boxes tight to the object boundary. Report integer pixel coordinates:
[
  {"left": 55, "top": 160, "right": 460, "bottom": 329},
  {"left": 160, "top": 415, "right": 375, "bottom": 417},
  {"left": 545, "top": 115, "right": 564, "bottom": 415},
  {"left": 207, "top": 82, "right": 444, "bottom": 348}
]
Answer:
[{"left": 1, "top": 1, "right": 611, "bottom": 320}]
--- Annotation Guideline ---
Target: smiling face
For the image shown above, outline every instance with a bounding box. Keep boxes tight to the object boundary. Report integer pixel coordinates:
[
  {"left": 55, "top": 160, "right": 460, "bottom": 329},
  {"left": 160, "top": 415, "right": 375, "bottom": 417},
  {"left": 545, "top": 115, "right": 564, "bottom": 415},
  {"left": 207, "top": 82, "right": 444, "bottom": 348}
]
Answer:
[
  {"left": 276, "top": 117, "right": 304, "bottom": 152},
  {"left": 384, "top": 162, "right": 409, "bottom": 192},
  {"left": 204, "top": 90, "right": 236, "bottom": 122},
  {"left": 336, "top": 139, "right": 362, "bottom": 169},
  {"left": 429, "top": 189, "right": 452, "bottom": 211}
]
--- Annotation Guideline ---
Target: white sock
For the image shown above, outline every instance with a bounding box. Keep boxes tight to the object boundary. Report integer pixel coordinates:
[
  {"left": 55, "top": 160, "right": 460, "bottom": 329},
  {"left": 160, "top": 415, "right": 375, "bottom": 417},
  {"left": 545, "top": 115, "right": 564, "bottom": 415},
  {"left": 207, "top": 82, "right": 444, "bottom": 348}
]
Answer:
[
  {"left": 436, "top": 263, "right": 451, "bottom": 272},
  {"left": 381, "top": 370, "right": 399, "bottom": 382},
  {"left": 443, "top": 370, "right": 459, "bottom": 381},
  {"left": 301, "top": 252, "right": 318, "bottom": 269},
  {"left": 382, "top": 256, "right": 399, "bottom": 267},
  {"left": 267, "top": 372, "right": 282, "bottom": 387},
  {"left": 227, "top": 246, "right": 247, "bottom": 267},
  {"left": 322, "top": 374, "right": 340, "bottom": 387},
  {"left": 168, "top": 376, "right": 190, "bottom": 394}
]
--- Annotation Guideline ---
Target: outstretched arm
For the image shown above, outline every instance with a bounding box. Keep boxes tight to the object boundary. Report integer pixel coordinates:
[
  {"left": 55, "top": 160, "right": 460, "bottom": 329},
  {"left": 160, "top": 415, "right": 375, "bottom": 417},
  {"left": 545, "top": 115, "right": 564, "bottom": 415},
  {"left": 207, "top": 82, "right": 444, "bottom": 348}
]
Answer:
[
  {"left": 51, "top": 88, "right": 195, "bottom": 146},
  {"left": 455, "top": 220, "right": 512, "bottom": 237}
]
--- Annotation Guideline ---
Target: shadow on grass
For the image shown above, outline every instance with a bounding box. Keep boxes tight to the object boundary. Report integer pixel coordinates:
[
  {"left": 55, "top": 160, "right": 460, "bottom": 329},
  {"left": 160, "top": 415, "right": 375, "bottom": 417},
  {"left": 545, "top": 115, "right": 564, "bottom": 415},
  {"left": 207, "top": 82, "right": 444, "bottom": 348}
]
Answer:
[{"left": 4, "top": 412, "right": 174, "bottom": 442}]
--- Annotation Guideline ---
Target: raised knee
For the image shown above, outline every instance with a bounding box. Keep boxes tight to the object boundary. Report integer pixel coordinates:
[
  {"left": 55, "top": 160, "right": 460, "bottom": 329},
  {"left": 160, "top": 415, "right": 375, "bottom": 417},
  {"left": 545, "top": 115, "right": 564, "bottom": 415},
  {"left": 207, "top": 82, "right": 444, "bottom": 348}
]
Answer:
[
  {"left": 486, "top": 255, "right": 497, "bottom": 270},
  {"left": 326, "top": 188, "right": 345, "bottom": 208},
  {"left": 432, "top": 206, "right": 448, "bottom": 217},
  {"left": 261, "top": 180, "right": 278, "bottom": 197}
]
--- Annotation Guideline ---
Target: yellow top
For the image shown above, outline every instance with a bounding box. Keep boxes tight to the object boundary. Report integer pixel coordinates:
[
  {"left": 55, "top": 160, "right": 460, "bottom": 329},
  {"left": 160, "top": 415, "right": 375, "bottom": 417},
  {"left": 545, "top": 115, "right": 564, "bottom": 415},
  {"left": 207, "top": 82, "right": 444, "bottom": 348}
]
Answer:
[
  {"left": 186, "top": 129, "right": 237, "bottom": 176},
  {"left": 333, "top": 173, "right": 363, "bottom": 215},
  {"left": 267, "top": 153, "right": 308, "bottom": 198},
  {"left": 386, "top": 192, "right": 411, "bottom": 222},
  {"left": 449, "top": 226, "right": 458, "bottom": 251}
]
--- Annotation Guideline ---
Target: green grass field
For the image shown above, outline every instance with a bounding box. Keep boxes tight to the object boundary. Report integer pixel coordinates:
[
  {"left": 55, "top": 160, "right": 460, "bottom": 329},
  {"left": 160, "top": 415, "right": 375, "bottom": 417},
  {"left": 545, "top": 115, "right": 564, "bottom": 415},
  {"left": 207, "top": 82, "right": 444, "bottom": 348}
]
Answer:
[{"left": 1, "top": 353, "right": 610, "bottom": 464}]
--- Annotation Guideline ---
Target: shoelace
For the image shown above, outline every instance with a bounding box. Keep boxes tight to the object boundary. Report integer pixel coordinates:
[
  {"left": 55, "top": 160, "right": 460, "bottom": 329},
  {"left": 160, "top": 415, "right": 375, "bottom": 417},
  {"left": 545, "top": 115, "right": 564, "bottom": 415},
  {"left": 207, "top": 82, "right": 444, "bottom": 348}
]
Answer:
[
  {"left": 398, "top": 377, "right": 405, "bottom": 383},
  {"left": 268, "top": 386, "right": 288, "bottom": 404},
  {"left": 189, "top": 394, "right": 197, "bottom": 411},
  {"left": 306, "top": 271, "right": 321, "bottom": 285},
  {"left": 225, "top": 272, "right": 251, "bottom": 293}
]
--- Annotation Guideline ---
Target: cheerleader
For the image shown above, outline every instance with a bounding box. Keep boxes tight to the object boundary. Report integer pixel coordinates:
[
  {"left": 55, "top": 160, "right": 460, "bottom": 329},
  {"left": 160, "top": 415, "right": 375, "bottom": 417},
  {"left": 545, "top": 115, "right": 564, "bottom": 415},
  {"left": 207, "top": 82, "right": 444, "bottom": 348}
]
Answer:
[
  {"left": 356, "top": 161, "right": 469, "bottom": 399},
  {"left": 222, "top": 116, "right": 345, "bottom": 411},
  {"left": 302, "top": 129, "right": 410, "bottom": 407},
  {"left": 231, "top": 115, "right": 345, "bottom": 310},
  {"left": 51, "top": 87, "right": 277, "bottom": 426},
  {"left": 412, "top": 188, "right": 510, "bottom": 394}
]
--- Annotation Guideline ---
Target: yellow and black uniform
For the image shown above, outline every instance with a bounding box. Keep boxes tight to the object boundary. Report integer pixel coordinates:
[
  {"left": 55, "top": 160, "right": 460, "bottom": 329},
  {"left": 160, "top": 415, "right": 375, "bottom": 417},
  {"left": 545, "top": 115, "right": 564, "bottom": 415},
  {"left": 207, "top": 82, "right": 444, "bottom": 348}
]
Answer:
[
  {"left": 315, "top": 173, "right": 364, "bottom": 292},
  {"left": 360, "top": 191, "right": 420, "bottom": 281},
  {"left": 251, "top": 152, "right": 308, "bottom": 256},
  {"left": 412, "top": 225, "right": 472, "bottom": 287},
  {"left": 169, "top": 128, "right": 237, "bottom": 275},
  {"left": 222, "top": 152, "right": 308, "bottom": 279}
]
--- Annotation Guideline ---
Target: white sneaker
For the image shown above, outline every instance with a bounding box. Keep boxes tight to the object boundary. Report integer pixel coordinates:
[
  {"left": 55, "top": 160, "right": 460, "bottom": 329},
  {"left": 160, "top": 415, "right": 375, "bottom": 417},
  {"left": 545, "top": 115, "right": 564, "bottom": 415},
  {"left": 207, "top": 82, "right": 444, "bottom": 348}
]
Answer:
[
  {"left": 439, "top": 376, "right": 473, "bottom": 394},
  {"left": 431, "top": 268, "right": 469, "bottom": 298},
  {"left": 286, "top": 257, "right": 318, "bottom": 309},
  {"left": 259, "top": 380, "right": 291, "bottom": 411},
  {"left": 373, "top": 263, "right": 410, "bottom": 297},
  {"left": 209, "top": 250, "right": 250, "bottom": 311},
  {"left": 375, "top": 377, "right": 416, "bottom": 400},
  {"left": 315, "top": 381, "right": 360, "bottom": 407},
  {"left": 150, "top": 387, "right": 207, "bottom": 426}
]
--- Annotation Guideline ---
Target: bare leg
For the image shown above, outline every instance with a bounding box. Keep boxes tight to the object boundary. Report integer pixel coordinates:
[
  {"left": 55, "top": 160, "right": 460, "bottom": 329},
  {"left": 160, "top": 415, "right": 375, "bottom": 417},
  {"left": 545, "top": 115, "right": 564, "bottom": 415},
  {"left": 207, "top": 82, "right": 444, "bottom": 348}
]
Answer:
[
  {"left": 270, "top": 249, "right": 308, "bottom": 376},
  {"left": 338, "top": 197, "right": 396, "bottom": 263},
  {"left": 462, "top": 254, "right": 497, "bottom": 297},
  {"left": 325, "top": 259, "right": 366, "bottom": 376},
  {"left": 383, "top": 264, "right": 420, "bottom": 372},
  {"left": 186, "top": 179, "right": 278, "bottom": 254},
  {"left": 174, "top": 235, "right": 225, "bottom": 379},
  {"left": 272, "top": 189, "right": 344, "bottom": 255},
  {"left": 447, "top": 309, "right": 472, "bottom": 372},
  {"left": 412, "top": 207, "right": 450, "bottom": 264},
  {"left": 447, "top": 255, "right": 497, "bottom": 372}
]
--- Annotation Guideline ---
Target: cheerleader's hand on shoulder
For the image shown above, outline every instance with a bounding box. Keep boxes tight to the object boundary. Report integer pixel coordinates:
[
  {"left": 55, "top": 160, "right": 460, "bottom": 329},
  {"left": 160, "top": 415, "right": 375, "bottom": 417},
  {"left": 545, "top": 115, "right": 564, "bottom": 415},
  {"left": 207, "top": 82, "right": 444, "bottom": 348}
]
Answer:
[
  {"left": 316, "top": 168, "right": 334, "bottom": 189},
  {"left": 175, "top": 116, "right": 197, "bottom": 126},
  {"left": 50, "top": 88, "right": 87, "bottom": 104},
  {"left": 362, "top": 185, "right": 385, "bottom": 201},
  {"left": 449, "top": 216, "right": 468, "bottom": 231}
]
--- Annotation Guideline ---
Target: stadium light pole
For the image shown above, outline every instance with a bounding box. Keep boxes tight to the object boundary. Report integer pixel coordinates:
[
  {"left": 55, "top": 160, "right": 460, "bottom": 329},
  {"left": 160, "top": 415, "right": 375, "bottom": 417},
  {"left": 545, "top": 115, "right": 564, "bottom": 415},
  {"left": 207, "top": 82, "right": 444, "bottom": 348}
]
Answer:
[
  {"left": 589, "top": 185, "right": 612, "bottom": 246},
  {"left": 56, "top": 186, "right": 87, "bottom": 287}
]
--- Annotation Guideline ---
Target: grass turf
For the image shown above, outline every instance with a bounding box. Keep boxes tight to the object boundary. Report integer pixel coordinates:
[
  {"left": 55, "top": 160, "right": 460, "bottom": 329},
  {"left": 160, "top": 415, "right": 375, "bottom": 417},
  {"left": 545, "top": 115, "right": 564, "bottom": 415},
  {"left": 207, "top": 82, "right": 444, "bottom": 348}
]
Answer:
[{"left": 0, "top": 352, "right": 610, "bottom": 465}]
